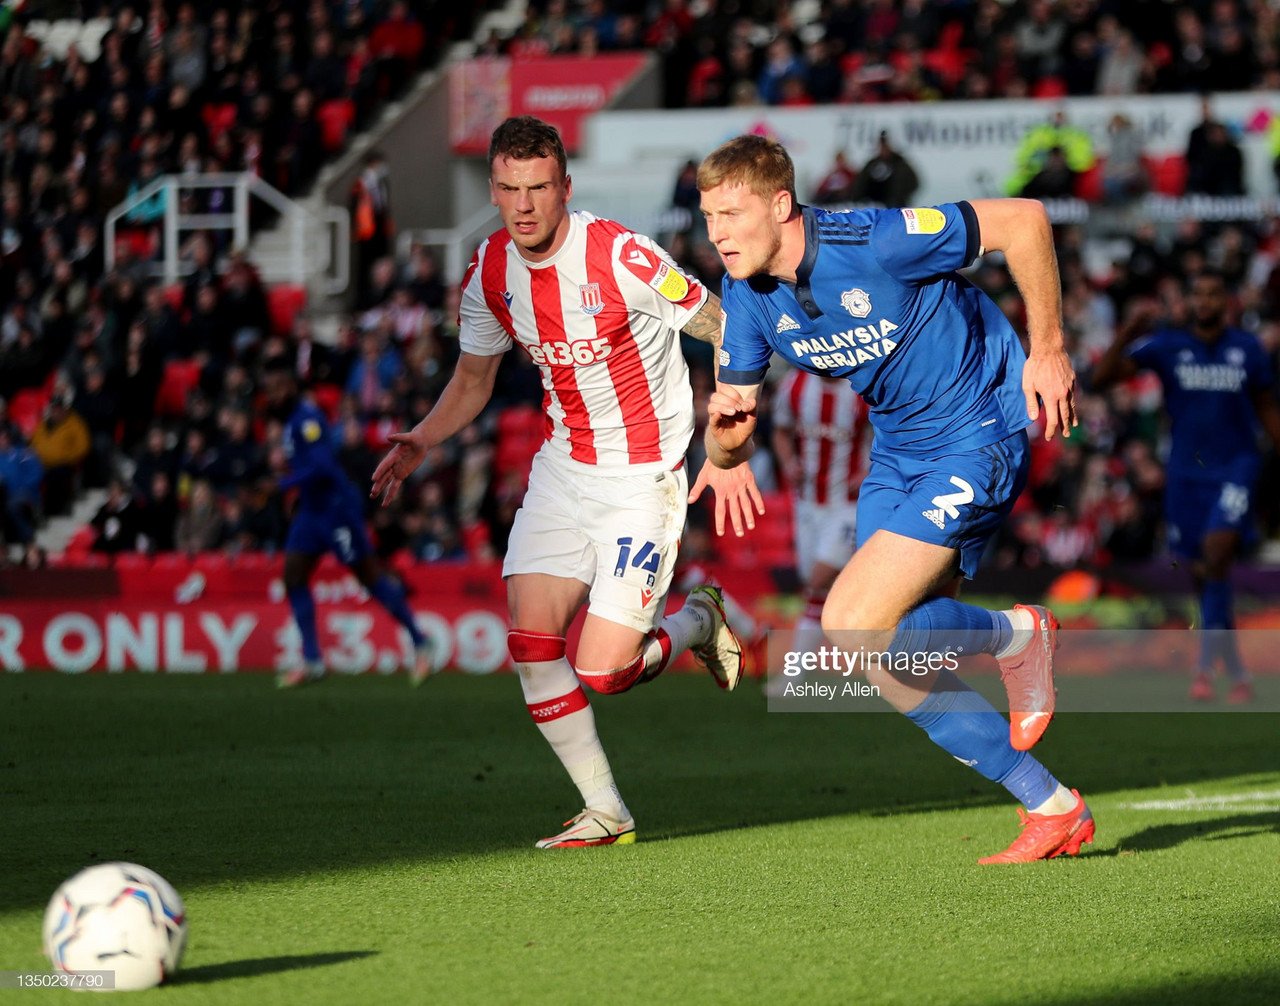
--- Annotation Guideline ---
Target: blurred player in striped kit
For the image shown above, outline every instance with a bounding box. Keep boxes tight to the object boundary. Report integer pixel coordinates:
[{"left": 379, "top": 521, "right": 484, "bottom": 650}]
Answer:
[
  {"left": 772, "top": 369, "right": 872, "bottom": 653},
  {"left": 372, "top": 117, "right": 762, "bottom": 848}
]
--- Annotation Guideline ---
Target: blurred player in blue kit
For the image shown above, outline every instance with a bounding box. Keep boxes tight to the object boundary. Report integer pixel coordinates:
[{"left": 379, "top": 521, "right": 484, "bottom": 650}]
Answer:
[
  {"left": 692, "top": 135, "right": 1092, "bottom": 863},
  {"left": 1094, "top": 271, "right": 1280, "bottom": 704},
  {"left": 262, "top": 359, "right": 433, "bottom": 688}
]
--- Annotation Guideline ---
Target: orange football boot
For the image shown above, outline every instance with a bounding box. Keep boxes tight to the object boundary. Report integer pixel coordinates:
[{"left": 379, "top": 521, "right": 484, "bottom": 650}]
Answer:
[
  {"left": 979, "top": 789, "right": 1095, "bottom": 865},
  {"left": 999, "top": 604, "right": 1059, "bottom": 751}
]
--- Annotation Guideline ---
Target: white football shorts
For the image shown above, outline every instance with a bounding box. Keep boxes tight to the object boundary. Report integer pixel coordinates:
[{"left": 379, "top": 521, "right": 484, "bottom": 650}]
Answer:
[
  {"left": 794, "top": 498, "right": 859, "bottom": 581},
  {"left": 503, "top": 452, "right": 688, "bottom": 633}
]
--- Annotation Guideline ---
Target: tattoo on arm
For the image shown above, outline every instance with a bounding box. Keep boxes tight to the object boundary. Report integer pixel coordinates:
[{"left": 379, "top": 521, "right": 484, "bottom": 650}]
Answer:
[{"left": 681, "top": 293, "right": 723, "bottom": 346}]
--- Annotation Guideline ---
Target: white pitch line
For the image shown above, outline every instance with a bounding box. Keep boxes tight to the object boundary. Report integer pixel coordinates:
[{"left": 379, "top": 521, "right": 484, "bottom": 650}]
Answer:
[{"left": 1120, "top": 789, "right": 1280, "bottom": 812}]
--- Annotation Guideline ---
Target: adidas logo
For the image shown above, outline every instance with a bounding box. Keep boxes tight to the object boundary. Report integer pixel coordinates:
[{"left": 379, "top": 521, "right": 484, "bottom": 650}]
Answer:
[
  {"left": 776, "top": 313, "right": 801, "bottom": 333},
  {"left": 922, "top": 508, "right": 946, "bottom": 529}
]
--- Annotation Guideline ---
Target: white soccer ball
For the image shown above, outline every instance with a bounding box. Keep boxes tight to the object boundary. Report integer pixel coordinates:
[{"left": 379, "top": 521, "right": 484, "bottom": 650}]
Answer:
[{"left": 42, "top": 863, "right": 187, "bottom": 992}]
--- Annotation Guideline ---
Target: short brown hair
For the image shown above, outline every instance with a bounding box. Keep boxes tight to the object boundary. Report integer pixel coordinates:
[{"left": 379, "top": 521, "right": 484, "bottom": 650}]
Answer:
[
  {"left": 488, "top": 116, "right": 567, "bottom": 177},
  {"left": 697, "top": 134, "right": 796, "bottom": 202}
]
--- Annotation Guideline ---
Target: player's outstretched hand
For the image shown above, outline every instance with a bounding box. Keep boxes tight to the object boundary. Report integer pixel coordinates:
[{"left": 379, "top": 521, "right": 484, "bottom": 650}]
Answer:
[
  {"left": 1023, "top": 347, "right": 1078, "bottom": 441},
  {"left": 371, "top": 430, "right": 427, "bottom": 506},
  {"left": 689, "top": 459, "right": 766, "bottom": 538},
  {"left": 706, "top": 387, "right": 758, "bottom": 454}
]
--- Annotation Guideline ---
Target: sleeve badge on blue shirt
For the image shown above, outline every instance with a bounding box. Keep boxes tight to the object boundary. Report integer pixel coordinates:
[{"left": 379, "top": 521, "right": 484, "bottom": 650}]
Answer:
[
  {"left": 302, "top": 419, "right": 322, "bottom": 443},
  {"left": 901, "top": 207, "right": 945, "bottom": 235}
]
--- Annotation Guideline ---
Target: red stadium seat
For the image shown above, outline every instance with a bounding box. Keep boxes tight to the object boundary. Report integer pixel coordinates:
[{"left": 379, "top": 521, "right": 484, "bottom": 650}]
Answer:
[
  {"left": 65, "top": 525, "right": 97, "bottom": 557},
  {"left": 267, "top": 284, "right": 307, "bottom": 336},
  {"left": 113, "top": 553, "right": 152, "bottom": 571},
  {"left": 1073, "top": 161, "right": 1105, "bottom": 203},
  {"left": 497, "top": 404, "right": 542, "bottom": 437},
  {"left": 194, "top": 552, "right": 231, "bottom": 573},
  {"left": 1147, "top": 154, "right": 1188, "bottom": 196},
  {"left": 317, "top": 99, "right": 356, "bottom": 153},
  {"left": 1031, "top": 76, "right": 1067, "bottom": 99},
  {"left": 152, "top": 552, "right": 192, "bottom": 571},
  {"left": 154, "top": 359, "right": 202, "bottom": 417},
  {"left": 461, "top": 520, "right": 491, "bottom": 557},
  {"left": 9, "top": 386, "right": 49, "bottom": 438}
]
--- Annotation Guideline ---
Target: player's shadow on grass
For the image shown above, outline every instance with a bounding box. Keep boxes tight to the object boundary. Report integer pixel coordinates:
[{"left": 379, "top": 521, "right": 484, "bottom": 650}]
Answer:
[
  {"left": 174, "top": 950, "right": 377, "bottom": 984},
  {"left": 1101, "top": 812, "right": 1280, "bottom": 856}
]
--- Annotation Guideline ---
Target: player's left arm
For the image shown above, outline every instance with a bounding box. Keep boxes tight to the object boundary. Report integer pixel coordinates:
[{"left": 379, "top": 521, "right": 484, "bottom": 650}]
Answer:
[
  {"left": 681, "top": 291, "right": 723, "bottom": 345},
  {"left": 968, "top": 198, "right": 1078, "bottom": 441}
]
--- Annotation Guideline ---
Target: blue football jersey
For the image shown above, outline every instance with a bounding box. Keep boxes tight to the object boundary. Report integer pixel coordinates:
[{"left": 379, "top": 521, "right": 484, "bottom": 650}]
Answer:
[
  {"left": 1127, "top": 326, "right": 1273, "bottom": 483},
  {"left": 718, "top": 203, "right": 1031, "bottom": 456},
  {"left": 280, "top": 401, "right": 360, "bottom": 512}
]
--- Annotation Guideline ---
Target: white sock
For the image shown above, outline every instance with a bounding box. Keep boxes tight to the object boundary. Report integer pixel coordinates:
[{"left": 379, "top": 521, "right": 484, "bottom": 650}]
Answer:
[
  {"left": 517, "top": 654, "right": 629, "bottom": 821},
  {"left": 641, "top": 601, "right": 711, "bottom": 673},
  {"left": 1028, "top": 784, "right": 1077, "bottom": 816},
  {"left": 994, "top": 607, "right": 1037, "bottom": 660}
]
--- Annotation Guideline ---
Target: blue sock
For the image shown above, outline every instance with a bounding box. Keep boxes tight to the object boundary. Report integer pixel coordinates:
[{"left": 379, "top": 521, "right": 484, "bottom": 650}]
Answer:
[
  {"left": 905, "top": 670, "right": 1060, "bottom": 809},
  {"left": 369, "top": 575, "right": 425, "bottom": 647},
  {"left": 1198, "top": 579, "right": 1241, "bottom": 676},
  {"left": 890, "top": 597, "right": 1013, "bottom": 658},
  {"left": 287, "top": 585, "right": 322, "bottom": 663}
]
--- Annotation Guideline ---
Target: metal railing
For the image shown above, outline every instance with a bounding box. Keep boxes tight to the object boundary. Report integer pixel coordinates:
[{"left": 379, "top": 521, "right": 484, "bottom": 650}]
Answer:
[{"left": 104, "top": 173, "right": 350, "bottom": 294}]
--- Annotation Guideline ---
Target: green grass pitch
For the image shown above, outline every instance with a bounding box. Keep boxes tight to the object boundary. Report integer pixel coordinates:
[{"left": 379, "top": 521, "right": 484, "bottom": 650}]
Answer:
[{"left": 1, "top": 673, "right": 1278, "bottom": 1004}]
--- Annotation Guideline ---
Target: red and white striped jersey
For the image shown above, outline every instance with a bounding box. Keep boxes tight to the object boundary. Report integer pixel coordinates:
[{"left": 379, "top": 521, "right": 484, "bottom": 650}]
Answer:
[
  {"left": 773, "top": 370, "right": 872, "bottom": 505},
  {"left": 459, "top": 211, "right": 707, "bottom": 475}
]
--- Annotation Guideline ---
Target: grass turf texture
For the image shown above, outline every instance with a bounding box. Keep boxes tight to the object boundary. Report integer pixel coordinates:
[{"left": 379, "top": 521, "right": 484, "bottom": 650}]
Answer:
[{"left": 2, "top": 673, "right": 1278, "bottom": 1005}]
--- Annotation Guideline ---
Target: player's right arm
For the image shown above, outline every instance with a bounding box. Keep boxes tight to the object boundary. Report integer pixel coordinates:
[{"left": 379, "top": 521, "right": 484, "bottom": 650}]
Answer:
[
  {"left": 372, "top": 246, "right": 508, "bottom": 504},
  {"left": 371, "top": 350, "right": 502, "bottom": 505},
  {"left": 1092, "top": 298, "right": 1160, "bottom": 390}
]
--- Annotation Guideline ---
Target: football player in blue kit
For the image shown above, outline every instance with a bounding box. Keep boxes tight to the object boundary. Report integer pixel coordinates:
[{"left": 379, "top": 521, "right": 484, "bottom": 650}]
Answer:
[
  {"left": 1094, "top": 271, "right": 1280, "bottom": 704},
  {"left": 262, "top": 359, "right": 434, "bottom": 688},
  {"left": 692, "top": 134, "right": 1091, "bottom": 863}
]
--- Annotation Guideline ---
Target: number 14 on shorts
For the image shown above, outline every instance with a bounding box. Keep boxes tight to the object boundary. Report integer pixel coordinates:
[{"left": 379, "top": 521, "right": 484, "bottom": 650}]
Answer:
[{"left": 615, "top": 537, "right": 661, "bottom": 587}]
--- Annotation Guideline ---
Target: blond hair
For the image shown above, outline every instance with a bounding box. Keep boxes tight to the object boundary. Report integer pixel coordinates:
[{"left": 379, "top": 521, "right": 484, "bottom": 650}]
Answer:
[{"left": 697, "top": 135, "right": 797, "bottom": 202}]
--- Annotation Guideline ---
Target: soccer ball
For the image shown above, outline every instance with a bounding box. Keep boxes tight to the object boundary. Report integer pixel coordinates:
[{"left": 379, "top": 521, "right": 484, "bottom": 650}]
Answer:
[{"left": 42, "top": 863, "right": 187, "bottom": 992}]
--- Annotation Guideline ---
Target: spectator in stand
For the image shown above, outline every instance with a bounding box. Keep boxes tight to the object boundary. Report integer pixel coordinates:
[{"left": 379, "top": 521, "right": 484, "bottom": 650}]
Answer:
[
  {"left": 138, "top": 470, "right": 178, "bottom": 552},
  {"left": 672, "top": 159, "right": 701, "bottom": 216},
  {"left": 175, "top": 479, "right": 225, "bottom": 554},
  {"left": 208, "top": 408, "right": 262, "bottom": 493},
  {"left": 757, "top": 35, "right": 806, "bottom": 106},
  {"left": 72, "top": 364, "right": 118, "bottom": 489},
  {"left": 1097, "top": 27, "right": 1145, "bottom": 96},
  {"left": 1008, "top": 110, "right": 1095, "bottom": 196},
  {"left": 1102, "top": 113, "right": 1147, "bottom": 204},
  {"left": 0, "top": 425, "right": 42, "bottom": 547},
  {"left": 352, "top": 150, "right": 394, "bottom": 308},
  {"left": 850, "top": 132, "right": 920, "bottom": 207},
  {"left": 804, "top": 36, "right": 843, "bottom": 104},
  {"left": 346, "top": 329, "right": 404, "bottom": 416},
  {"left": 1014, "top": 0, "right": 1066, "bottom": 83},
  {"left": 812, "top": 151, "right": 858, "bottom": 205},
  {"left": 1186, "top": 121, "right": 1245, "bottom": 197},
  {"left": 30, "top": 394, "right": 89, "bottom": 516},
  {"left": 91, "top": 479, "right": 145, "bottom": 555}
]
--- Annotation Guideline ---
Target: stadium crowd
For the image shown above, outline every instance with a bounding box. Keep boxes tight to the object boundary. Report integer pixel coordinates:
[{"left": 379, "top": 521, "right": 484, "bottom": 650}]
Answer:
[{"left": 4, "top": 0, "right": 1280, "bottom": 587}]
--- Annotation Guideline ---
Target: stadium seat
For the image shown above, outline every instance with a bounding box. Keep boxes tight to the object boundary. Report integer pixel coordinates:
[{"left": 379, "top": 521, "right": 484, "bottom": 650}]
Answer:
[
  {"left": 65, "top": 525, "right": 97, "bottom": 557},
  {"left": 193, "top": 552, "right": 231, "bottom": 573},
  {"left": 113, "top": 553, "right": 152, "bottom": 571},
  {"left": 1073, "top": 162, "right": 1105, "bottom": 203},
  {"left": 267, "top": 284, "right": 307, "bottom": 336},
  {"left": 1148, "top": 154, "right": 1188, "bottom": 196},
  {"left": 154, "top": 360, "right": 202, "bottom": 417},
  {"left": 461, "top": 520, "right": 491, "bottom": 558},
  {"left": 1030, "top": 76, "right": 1067, "bottom": 98},
  {"left": 317, "top": 99, "right": 356, "bottom": 153},
  {"left": 497, "top": 404, "right": 542, "bottom": 438},
  {"left": 9, "top": 387, "right": 50, "bottom": 438},
  {"left": 152, "top": 552, "right": 192, "bottom": 571}
]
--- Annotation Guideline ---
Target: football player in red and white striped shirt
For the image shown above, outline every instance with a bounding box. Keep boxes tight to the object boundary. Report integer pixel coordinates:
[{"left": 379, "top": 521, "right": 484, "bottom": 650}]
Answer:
[
  {"left": 372, "top": 116, "right": 763, "bottom": 849},
  {"left": 772, "top": 370, "right": 872, "bottom": 648}
]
